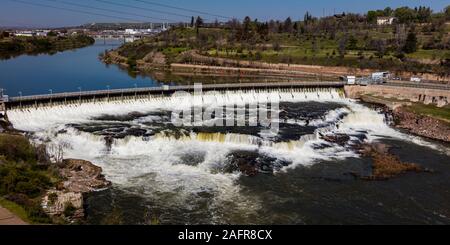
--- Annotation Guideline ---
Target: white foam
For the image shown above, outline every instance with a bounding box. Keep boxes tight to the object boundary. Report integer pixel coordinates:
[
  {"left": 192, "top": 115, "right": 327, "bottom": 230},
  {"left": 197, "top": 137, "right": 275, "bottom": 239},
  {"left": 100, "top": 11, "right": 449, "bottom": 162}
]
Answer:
[{"left": 6, "top": 88, "right": 447, "bottom": 221}]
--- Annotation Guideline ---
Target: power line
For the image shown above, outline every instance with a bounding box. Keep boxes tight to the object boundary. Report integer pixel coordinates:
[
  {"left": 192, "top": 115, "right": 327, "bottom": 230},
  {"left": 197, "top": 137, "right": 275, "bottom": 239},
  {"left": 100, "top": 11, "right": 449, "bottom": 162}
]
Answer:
[
  {"left": 9, "top": 0, "right": 145, "bottom": 23},
  {"left": 94, "top": 0, "right": 194, "bottom": 20},
  {"left": 45, "top": 0, "right": 177, "bottom": 23},
  {"left": 132, "top": 0, "right": 233, "bottom": 20}
]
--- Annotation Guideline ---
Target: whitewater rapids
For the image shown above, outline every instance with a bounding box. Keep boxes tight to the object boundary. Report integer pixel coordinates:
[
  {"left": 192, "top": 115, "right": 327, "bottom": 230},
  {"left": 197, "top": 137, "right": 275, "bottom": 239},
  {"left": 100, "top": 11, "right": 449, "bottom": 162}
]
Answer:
[{"left": 6, "top": 88, "right": 442, "bottom": 224}]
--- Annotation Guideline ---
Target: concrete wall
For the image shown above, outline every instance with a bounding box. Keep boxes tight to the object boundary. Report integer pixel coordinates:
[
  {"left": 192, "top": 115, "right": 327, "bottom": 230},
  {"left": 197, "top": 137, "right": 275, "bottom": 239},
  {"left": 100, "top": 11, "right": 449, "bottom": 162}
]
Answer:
[
  {"left": 0, "top": 102, "right": 5, "bottom": 115},
  {"left": 345, "top": 85, "right": 450, "bottom": 107}
]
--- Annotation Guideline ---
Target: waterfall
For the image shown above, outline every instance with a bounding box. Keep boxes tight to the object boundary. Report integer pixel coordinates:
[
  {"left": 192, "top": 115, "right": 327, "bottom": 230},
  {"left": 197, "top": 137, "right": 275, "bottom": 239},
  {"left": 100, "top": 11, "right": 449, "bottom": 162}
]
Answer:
[{"left": 7, "top": 88, "right": 345, "bottom": 132}]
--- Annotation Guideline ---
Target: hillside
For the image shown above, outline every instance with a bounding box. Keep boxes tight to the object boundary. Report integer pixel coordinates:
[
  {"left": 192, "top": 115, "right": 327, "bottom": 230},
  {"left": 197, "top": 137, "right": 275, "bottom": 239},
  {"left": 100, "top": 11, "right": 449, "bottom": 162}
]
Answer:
[{"left": 102, "top": 8, "right": 450, "bottom": 82}]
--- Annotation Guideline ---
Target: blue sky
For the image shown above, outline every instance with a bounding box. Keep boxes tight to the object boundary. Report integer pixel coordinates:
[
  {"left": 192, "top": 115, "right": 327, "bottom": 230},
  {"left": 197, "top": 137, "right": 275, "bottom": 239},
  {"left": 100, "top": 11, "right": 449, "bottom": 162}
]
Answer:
[{"left": 0, "top": 0, "right": 449, "bottom": 27}]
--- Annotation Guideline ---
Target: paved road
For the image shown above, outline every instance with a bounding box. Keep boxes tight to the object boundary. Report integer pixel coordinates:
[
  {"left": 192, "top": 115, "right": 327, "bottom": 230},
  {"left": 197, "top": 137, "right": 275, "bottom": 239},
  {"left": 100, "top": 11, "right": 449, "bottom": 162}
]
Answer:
[
  {"left": 384, "top": 81, "right": 450, "bottom": 90},
  {"left": 0, "top": 206, "right": 27, "bottom": 225}
]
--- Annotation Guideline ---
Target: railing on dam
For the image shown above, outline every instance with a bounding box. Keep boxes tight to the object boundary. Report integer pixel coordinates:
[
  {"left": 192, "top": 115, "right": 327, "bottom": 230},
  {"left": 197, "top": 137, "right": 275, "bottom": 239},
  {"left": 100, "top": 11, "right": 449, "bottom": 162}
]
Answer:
[{"left": 6, "top": 81, "right": 346, "bottom": 107}]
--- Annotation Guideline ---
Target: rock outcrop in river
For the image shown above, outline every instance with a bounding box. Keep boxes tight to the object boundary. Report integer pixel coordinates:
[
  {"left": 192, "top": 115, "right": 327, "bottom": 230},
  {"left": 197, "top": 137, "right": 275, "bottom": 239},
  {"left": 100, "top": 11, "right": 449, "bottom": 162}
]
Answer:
[{"left": 42, "top": 159, "right": 111, "bottom": 222}]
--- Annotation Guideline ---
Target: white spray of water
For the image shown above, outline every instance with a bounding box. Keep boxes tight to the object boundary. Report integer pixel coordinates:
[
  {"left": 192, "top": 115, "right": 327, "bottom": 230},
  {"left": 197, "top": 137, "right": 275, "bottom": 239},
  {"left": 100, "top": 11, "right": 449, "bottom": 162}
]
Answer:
[{"left": 6, "top": 88, "right": 445, "bottom": 221}]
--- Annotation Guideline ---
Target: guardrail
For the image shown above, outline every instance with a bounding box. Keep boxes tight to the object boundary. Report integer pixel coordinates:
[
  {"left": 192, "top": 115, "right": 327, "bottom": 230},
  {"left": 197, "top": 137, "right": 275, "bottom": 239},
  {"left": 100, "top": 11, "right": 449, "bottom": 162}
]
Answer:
[{"left": 7, "top": 81, "right": 346, "bottom": 103}]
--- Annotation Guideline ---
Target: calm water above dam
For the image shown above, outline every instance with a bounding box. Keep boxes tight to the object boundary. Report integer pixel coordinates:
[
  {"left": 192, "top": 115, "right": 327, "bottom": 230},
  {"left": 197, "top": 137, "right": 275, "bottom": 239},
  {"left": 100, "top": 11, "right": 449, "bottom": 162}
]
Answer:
[
  {"left": 3, "top": 40, "right": 450, "bottom": 225},
  {"left": 0, "top": 39, "right": 162, "bottom": 97}
]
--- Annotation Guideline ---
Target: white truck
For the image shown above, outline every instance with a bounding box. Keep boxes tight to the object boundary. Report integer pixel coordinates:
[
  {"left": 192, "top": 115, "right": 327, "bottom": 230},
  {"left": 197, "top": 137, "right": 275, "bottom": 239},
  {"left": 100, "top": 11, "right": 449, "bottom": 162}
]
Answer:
[
  {"left": 410, "top": 77, "right": 421, "bottom": 83},
  {"left": 346, "top": 76, "right": 356, "bottom": 85}
]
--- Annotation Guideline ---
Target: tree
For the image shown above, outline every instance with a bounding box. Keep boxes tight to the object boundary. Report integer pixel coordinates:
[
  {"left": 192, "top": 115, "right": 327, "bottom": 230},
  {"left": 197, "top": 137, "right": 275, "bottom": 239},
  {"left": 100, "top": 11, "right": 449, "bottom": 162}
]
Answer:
[
  {"left": 367, "top": 11, "right": 378, "bottom": 23},
  {"left": 283, "top": 17, "right": 293, "bottom": 33},
  {"left": 190, "top": 16, "right": 195, "bottom": 27},
  {"left": 394, "top": 7, "right": 416, "bottom": 24},
  {"left": 47, "top": 31, "right": 57, "bottom": 37},
  {"left": 273, "top": 42, "right": 281, "bottom": 51},
  {"left": 403, "top": 29, "right": 418, "bottom": 53},
  {"left": 338, "top": 37, "right": 347, "bottom": 57},
  {"left": 195, "top": 16, "right": 204, "bottom": 36},
  {"left": 293, "top": 22, "right": 298, "bottom": 33},
  {"left": 445, "top": 5, "right": 450, "bottom": 20},
  {"left": 304, "top": 11, "right": 313, "bottom": 25},
  {"left": 416, "top": 6, "right": 432, "bottom": 23},
  {"left": 383, "top": 7, "right": 393, "bottom": 16},
  {"left": 0, "top": 31, "right": 10, "bottom": 39},
  {"left": 367, "top": 9, "right": 385, "bottom": 23},
  {"left": 374, "top": 39, "right": 387, "bottom": 58},
  {"left": 347, "top": 35, "right": 358, "bottom": 50}
]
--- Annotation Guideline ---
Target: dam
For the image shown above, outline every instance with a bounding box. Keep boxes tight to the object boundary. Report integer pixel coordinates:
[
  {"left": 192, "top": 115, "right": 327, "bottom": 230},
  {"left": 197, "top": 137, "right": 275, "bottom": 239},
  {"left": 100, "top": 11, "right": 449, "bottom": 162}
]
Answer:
[
  {"left": 3, "top": 81, "right": 345, "bottom": 110},
  {"left": 4, "top": 82, "right": 450, "bottom": 225}
]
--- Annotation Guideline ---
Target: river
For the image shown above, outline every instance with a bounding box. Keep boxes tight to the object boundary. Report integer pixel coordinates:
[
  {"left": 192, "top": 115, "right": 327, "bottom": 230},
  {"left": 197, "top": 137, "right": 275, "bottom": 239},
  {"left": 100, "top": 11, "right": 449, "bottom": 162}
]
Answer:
[
  {"left": 3, "top": 40, "right": 450, "bottom": 225},
  {"left": 0, "top": 39, "right": 162, "bottom": 97}
]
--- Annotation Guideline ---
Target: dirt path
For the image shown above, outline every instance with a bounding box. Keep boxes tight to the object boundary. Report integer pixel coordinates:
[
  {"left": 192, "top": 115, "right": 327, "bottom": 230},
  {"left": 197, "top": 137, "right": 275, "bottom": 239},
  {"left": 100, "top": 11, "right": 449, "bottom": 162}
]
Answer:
[{"left": 0, "top": 206, "right": 28, "bottom": 225}]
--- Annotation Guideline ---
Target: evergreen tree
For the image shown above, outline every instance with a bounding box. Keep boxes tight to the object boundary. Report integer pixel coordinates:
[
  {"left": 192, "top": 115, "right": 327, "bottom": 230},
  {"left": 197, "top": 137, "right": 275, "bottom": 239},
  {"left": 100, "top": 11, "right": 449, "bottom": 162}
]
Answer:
[
  {"left": 190, "top": 16, "right": 195, "bottom": 28},
  {"left": 283, "top": 17, "right": 293, "bottom": 33},
  {"left": 403, "top": 29, "right": 418, "bottom": 53},
  {"left": 195, "top": 16, "right": 204, "bottom": 36},
  {"left": 445, "top": 5, "right": 450, "bottom": 20}
]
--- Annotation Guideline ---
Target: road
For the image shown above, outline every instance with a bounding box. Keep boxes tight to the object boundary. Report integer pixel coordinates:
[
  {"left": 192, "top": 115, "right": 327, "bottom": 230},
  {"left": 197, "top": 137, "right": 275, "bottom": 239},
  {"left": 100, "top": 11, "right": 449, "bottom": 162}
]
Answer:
[{"left": 384, "top": 81, "right": 450, "bottom": 90}]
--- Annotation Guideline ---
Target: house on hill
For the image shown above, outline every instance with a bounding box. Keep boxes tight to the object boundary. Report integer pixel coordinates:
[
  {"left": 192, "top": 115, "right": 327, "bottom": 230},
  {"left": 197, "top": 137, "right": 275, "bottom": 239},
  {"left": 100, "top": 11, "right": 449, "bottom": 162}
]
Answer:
[{"left": 377, "top": 17, "right": 395, "bottom": 25}]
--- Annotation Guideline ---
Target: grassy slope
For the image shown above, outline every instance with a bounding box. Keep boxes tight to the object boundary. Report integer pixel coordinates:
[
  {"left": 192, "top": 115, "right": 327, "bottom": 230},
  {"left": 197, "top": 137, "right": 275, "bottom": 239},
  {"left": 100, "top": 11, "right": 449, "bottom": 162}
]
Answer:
[
  {"left": 0, "top": 197, "right": 31, "bottom": 224},
  {"left": 0, "top": 133, "right": 59, "bottom": 224},
  {"left": 406, "top": 104, "right": 450, "bottom": 123},
  {"left": 365, "top": 94, "right": 450, "bottom": 123},
  {"left": 114, "top": 25, "right": 448, "bottom": 76}
]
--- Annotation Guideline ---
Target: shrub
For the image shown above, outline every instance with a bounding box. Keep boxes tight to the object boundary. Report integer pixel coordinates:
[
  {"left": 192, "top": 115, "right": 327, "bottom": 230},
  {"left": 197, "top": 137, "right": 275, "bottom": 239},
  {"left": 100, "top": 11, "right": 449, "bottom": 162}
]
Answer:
[
  {"left": 0, "top": 134, "right": 36, "bottom": 163},
  {"left": 63, "top": 202, "right": 77, "bottom": 217},
  {"left": 48, "top": 193, "right": 58, "bottom": 205}
]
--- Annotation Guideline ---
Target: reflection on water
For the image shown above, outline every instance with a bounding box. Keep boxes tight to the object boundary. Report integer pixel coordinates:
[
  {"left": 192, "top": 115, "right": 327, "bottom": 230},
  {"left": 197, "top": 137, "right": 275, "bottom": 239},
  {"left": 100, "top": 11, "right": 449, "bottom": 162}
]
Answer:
[{"left": 0, "top": 39, "right": 162, "bottom": 96}]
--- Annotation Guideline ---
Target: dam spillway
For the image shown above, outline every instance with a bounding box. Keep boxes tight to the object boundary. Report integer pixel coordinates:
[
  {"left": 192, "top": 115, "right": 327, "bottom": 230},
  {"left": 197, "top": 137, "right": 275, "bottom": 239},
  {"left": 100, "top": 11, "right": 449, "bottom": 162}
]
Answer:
[
  {"left": 5, "top": 82, "right": 450, "bottom": 225},
  {"left": 4, "top": 81, "right": 345, "bottom": 109}
]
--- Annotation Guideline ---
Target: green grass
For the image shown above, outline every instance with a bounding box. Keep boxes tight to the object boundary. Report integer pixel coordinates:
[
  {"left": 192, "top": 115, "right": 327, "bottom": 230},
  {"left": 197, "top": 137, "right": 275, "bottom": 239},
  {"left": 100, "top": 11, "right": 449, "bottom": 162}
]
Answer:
[
  {"left": 0, "top": 197, "right": 31, "bottom": 224},
  {"left": 407, "top": 49, "right": 450, "bottom": 60},
  {"left": 406, "top": 103, "right": 450, "bottom": 123},
  {"left": 365, "top": 95, "right": 450, "bottom": 123}
]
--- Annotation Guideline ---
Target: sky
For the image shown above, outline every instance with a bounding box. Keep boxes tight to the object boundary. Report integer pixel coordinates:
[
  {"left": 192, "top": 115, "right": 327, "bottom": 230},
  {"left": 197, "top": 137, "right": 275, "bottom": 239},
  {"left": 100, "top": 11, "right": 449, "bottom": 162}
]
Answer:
[{"left": 0, "top": 0, "right": 449, "bottom": 28}]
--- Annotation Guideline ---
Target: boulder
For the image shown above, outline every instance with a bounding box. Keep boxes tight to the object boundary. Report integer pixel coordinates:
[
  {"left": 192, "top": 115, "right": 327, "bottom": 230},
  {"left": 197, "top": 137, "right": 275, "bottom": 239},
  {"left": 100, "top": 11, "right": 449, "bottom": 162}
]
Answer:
[
  {"left": 59, "top": 159, "right": 111, "bottom": 193},
  {"left": 42, "top": 191, "right": 84, "bottom": 220}
]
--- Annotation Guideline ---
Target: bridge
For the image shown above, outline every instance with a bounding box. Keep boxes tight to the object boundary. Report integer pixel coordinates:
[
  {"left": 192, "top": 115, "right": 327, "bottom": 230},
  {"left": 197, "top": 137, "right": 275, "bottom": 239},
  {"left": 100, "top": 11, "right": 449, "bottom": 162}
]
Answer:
[{"left": 2, "top": 81, "right": 346, "bottom": 110}]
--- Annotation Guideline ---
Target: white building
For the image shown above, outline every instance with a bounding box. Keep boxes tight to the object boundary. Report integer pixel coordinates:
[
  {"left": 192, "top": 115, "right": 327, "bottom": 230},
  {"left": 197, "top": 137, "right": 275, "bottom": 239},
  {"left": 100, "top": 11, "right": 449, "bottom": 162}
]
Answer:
[
  {"left": 36, "top": 30, "right": 51, "bottom": 37},
  {"left": 377, "top": 17, "right": 395, "bottom": 25},
  {"left": 15, "top": 31, "right": 35, "bottom": 37},
  {"left": 125, "top": 29, "right": 139, "bottom": 35}
]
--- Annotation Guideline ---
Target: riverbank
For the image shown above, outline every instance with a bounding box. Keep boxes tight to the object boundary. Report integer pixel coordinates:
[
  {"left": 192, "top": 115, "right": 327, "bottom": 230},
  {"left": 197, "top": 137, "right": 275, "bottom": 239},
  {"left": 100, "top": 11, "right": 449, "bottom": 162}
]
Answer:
[
  {"left": 0, "top": 199, "right": 28, "bottom": 225},
  {"left": 102, "top": 49, "right": 448, "bottom": 83},
  {"left": 0, "top": 35, "right": 95, "bottom": 60},
  {"left": 0, "top": 126, "right": 111, "bottom": 224},
  {"left": 354, "top": 93, "right": 450, "bottom": 142},
  {"left": 100, "top": 25, "right": 450, "bottom": 83}
]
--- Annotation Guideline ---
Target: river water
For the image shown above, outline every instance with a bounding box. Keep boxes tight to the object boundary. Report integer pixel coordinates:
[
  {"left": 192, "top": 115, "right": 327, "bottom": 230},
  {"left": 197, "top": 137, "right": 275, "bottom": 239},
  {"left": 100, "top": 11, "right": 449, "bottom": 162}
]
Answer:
[
  {"left": 0, "top": 39, "right": 162, "bottom": 96},
  {"left": 3, "top": 40, "right": 450, "bottom": 225}
]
